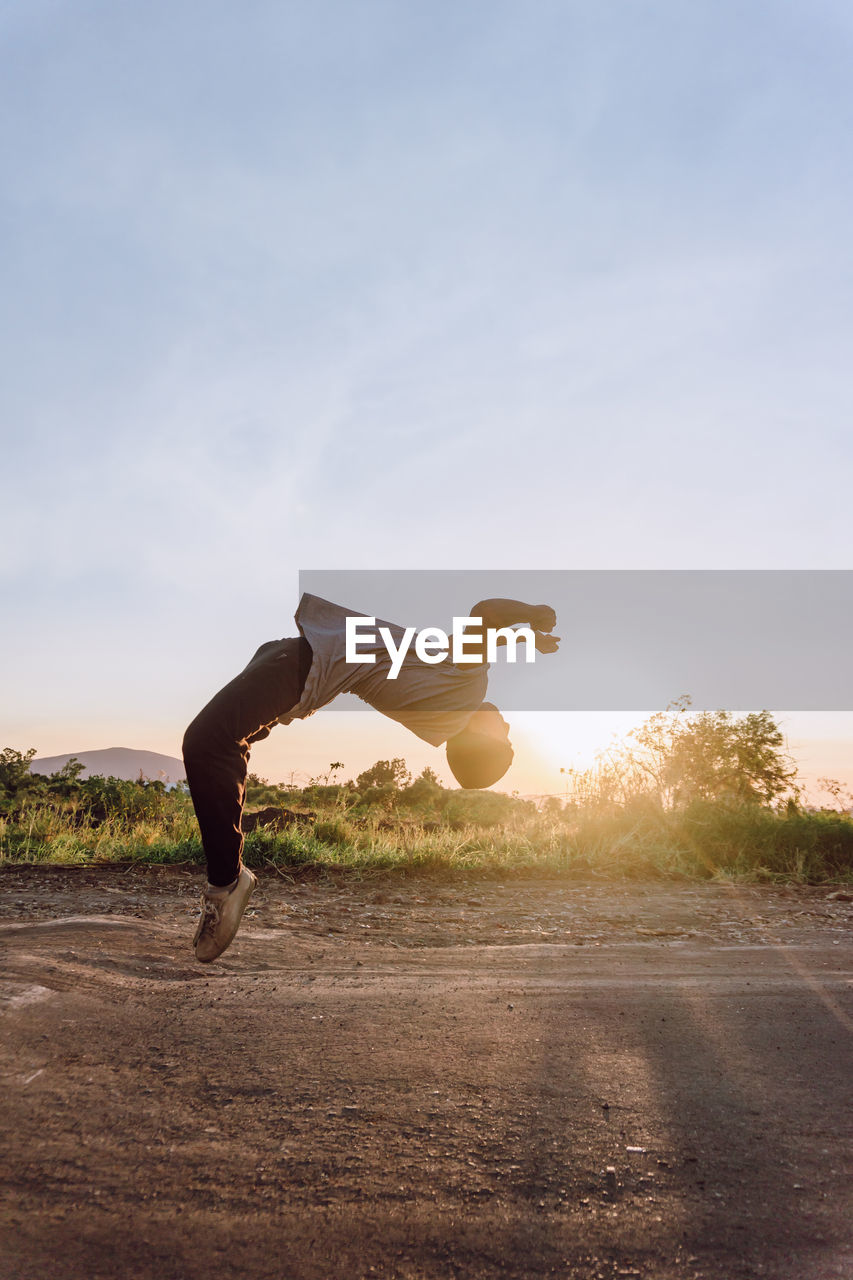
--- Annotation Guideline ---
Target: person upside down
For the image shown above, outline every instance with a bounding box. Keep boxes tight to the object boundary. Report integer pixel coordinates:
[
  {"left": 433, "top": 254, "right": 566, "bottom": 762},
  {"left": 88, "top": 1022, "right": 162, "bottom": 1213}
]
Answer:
[{"left": 182, "top": 594, "right": 560, "bottom": 962}]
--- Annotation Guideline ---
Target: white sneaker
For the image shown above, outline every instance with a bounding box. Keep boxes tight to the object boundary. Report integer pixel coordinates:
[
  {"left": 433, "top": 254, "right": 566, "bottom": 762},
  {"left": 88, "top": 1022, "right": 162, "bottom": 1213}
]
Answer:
[{"left": 193, "top": 866, "right": 257, "bottom": 963}]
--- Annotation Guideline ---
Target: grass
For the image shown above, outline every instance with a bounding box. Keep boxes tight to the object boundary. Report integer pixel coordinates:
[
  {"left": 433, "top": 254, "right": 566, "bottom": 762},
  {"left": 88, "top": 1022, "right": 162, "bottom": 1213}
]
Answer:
[
  {"left": 6, "top": 708, "right": 850, "bottom": 883},
  {"left": 2, "top": 791, "right": 852, "bottom": 884}
]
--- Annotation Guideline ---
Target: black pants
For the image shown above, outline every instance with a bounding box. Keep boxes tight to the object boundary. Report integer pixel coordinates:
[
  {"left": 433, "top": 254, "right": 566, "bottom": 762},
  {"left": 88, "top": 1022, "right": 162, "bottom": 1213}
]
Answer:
[{"left": 182, "top": 636, "right": 312, "bottom": 886}]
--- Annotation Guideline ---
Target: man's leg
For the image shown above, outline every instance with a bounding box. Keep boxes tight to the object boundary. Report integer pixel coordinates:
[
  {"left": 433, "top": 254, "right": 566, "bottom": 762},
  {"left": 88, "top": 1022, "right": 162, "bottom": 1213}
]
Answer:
[
  {"left": 182, "top": 635, "right": 311, "bottom": 959},
  {"left": 183, "top": 635, "right": 311, "bottom": 884}
]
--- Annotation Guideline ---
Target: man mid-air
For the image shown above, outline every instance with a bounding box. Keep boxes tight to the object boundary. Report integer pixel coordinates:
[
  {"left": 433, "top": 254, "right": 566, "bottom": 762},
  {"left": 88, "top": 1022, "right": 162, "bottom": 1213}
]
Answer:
[{"left": 182, "top": 594, "right": 559, "bottom": 962}]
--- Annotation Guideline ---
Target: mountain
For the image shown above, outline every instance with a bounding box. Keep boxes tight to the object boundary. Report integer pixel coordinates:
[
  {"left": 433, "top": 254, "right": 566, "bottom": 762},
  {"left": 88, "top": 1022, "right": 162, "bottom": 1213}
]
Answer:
[{"left": 30, "top": 748, "right": 186, "bottom": 784}]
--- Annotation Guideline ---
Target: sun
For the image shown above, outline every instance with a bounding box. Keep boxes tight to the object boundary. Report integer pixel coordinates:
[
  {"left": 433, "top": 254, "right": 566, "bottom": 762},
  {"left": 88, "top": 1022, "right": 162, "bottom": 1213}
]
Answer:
[{"left": 506, "top": 711, "right": 648, "bottom": 794}]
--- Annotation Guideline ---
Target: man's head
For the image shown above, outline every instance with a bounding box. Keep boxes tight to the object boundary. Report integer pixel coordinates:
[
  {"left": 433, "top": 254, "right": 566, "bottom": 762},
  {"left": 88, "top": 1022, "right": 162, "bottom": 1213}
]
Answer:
[{"left": 445, "top": 703, "right": 513, "bottom": 789}]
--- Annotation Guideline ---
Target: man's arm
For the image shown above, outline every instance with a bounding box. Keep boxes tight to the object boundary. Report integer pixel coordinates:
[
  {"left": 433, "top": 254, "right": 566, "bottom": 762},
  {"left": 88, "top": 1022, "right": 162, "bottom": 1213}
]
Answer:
[
  {"left": 460, "top": 599, "right": 560, "bottom": 662},
  {"left": 471, "top": 599, "right": 557, "bottom": 634}
]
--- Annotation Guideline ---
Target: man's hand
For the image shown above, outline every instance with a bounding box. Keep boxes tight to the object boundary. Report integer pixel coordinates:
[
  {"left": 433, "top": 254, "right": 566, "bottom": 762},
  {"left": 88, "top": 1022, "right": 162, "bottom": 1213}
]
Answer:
[
  {"left": 534, "top": 631, "right": 560, "bottom": 654},
  {"left": 528, "top": 604, "right": 557, "bottom": 634}
]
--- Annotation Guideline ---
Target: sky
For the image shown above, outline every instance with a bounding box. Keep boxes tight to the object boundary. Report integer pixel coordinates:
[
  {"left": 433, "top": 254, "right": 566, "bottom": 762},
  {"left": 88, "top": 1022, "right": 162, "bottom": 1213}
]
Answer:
[{"left": 2, "top": 0, "right": 852, "bottom": 798}]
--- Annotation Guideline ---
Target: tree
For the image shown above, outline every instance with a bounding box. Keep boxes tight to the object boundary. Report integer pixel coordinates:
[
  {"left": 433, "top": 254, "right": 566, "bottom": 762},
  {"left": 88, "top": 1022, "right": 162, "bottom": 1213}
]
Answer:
[
  {"left": 631, "top": 701, "right": 797, "bottom": 807},
  {"left": 355, "top": 758, "right": 411, "bottom": 791},
  {"left": 399, "top": 766, "right": 444, "bottom": 808},
  {"left": 0, "top": 747, "right": 37, "bottom": 800}
]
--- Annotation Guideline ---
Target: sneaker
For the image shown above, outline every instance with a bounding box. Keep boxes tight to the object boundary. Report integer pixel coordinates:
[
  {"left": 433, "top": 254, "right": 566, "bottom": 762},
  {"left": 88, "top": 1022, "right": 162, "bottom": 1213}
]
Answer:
[{"left": 193, "top": 866, "right": 257, "bottom": 963}]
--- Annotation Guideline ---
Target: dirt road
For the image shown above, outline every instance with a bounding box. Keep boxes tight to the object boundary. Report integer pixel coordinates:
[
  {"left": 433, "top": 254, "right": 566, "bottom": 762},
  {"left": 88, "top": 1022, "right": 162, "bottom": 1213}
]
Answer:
[{"left": 1, "top": 867, "right": 851, "bottom": 1280}]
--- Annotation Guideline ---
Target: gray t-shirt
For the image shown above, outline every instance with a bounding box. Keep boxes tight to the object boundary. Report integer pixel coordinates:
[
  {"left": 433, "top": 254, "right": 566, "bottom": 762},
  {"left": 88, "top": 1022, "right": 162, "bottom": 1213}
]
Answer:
[{"left": 278, "top": 594, "right": 489, "bottom": 746}]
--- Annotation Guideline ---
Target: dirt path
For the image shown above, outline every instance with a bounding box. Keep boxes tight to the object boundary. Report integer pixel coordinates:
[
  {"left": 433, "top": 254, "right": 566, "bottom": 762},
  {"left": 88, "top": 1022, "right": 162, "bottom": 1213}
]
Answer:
[{"left": 1, "top": 867, "right": 852, "bottom": 1280}]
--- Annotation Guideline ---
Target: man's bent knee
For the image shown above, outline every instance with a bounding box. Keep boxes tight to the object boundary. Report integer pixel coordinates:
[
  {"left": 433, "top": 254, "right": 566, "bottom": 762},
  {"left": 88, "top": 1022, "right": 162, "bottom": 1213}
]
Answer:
[{"left": 182, "top": 711, "right": 228, "bottom": 768}]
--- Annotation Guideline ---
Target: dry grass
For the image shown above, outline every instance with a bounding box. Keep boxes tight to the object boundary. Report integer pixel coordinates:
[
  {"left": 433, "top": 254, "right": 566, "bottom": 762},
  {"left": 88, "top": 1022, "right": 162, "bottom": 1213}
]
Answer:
[{"left": 2, "top": 792, "right": 852, "bottom": 884}]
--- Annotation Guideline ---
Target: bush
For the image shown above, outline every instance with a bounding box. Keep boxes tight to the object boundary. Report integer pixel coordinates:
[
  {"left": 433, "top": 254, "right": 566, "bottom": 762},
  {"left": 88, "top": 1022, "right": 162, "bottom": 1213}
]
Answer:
[{"left": 313, "top": 817, "right": 354, "bottom": 847}]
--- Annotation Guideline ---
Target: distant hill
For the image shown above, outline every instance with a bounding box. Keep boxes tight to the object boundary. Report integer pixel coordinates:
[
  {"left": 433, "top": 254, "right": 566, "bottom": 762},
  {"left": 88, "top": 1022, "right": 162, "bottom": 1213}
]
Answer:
[{"left": 30, "top": 748, "right": 186, "bottom": 784}]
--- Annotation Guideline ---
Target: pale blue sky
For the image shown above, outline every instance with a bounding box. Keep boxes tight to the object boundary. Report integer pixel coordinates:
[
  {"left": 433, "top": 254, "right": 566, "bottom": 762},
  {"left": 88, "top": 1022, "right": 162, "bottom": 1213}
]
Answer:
[{"left": 2, "top": 1, "right": 852, "bottom": 790}]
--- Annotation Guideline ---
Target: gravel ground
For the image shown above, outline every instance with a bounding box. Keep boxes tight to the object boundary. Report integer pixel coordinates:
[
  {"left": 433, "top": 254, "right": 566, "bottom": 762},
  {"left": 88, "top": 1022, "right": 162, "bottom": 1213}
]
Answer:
[{"left": 1, "top": 867, "right": 851, "bottom": 1280}]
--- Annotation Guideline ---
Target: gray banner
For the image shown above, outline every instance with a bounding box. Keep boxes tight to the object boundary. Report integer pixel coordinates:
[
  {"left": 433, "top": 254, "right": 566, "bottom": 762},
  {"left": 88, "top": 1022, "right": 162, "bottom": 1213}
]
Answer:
[{"left": 298, "top": 570, "right": 853, "bottom": 711}]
